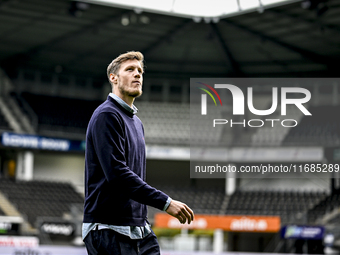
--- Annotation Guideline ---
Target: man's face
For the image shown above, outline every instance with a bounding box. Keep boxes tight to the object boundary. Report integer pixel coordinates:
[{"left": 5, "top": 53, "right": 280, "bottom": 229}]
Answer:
[{"left": 111, "top": 59, "right": 143, "bottom": 98}]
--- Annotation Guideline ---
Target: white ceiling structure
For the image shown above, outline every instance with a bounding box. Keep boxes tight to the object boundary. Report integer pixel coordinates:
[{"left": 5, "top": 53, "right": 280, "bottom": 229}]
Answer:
[{"left": 82, "top": 0, "right": 302, "bottom": 19}]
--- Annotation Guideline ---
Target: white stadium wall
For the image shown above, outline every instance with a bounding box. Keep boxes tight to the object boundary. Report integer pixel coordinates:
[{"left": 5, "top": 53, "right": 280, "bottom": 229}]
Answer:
[{"left": 33, "top": 152, "right": 85, "bottom": 193}]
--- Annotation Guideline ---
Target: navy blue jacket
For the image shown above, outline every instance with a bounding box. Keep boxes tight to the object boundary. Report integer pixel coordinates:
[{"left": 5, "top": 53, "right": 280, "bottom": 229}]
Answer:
[{"left": 83, "top": 96, "right": 168, "bottom": 226}]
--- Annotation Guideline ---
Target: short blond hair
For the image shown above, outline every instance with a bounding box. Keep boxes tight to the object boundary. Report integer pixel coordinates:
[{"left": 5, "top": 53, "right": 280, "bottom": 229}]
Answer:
[{"left": 107, "top": 51, "right": 144, "bottom": 81}]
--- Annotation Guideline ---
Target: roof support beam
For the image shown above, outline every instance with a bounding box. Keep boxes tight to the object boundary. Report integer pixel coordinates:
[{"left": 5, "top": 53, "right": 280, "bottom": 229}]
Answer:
[
  {"left": 142, "top": 19, "right": 192, "bottom": 55},
  {"left": 268, "top": 9, "right": 340, "bottom": 35},
  {"left": 210, "top": 22, "right": 243, "bottom": 76},
  {"left": 222, "top": 19, "right": 335, "bottom": 69}
]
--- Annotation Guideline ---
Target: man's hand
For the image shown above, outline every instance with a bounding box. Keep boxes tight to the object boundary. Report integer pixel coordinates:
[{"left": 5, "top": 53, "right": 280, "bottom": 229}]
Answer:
[{"left": 166, "top": 200, "right": 194, "bottom": 224}]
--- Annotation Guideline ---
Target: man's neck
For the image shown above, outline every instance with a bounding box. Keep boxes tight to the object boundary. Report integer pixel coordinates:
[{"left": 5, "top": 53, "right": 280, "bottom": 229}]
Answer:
[{"left": 112, "top": 91, "right": 134, "bottom": 107}]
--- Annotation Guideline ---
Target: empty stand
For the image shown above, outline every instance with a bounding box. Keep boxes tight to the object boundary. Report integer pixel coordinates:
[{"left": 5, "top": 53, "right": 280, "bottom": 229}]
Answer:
[
  {"left": 135, "top": 102, "right": 190, "bottom": 145},
  {"left": 283, "top": 105, "right": 340, "bottom": 146},
  {"left": 0, "top": 179, "right": 84, "bottom": 227},
  {"left": 225, "top": 190, "right": 327, "bottom": 224},
  {"left": 308, "top": 193, "right": 340, "bottom": 223},
  {"left": 0, "top": 176, "right": 335, "bottom": 235},
  {"left": 12, "top": 93, "right": 340, "bottom": 147},
  {"left": 20, "top": 94, "right": 192, "bottom": 145},
  {"left": 251, "top": 105, "right": 306, "bottom": 147},
  {"left": 21, "top": 92, "right": 101, "bottom": 138},
  {"left": 147, "top": 187, "right": 329, "bottom": 226}
]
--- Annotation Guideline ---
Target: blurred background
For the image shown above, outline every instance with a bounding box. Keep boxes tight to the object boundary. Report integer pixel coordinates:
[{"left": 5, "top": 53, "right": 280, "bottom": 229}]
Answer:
[{"left": 0, "top": 0, "right": 340, "bottom": 254}]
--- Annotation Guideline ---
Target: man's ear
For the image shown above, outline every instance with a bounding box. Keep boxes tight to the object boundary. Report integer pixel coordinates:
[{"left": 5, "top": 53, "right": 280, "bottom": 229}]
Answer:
[{"left": 110, "top": 73, "right": 117, "bottom": 85}]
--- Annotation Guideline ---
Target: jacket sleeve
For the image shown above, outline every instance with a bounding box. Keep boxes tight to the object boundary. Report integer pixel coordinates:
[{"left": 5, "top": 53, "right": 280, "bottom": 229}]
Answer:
[{"left": 91, "top": 111, "right": 169, "bottom": 211}]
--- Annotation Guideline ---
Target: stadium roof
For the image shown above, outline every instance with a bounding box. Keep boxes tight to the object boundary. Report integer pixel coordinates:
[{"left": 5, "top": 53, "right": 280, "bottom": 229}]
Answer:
[{"left": 0, "top": 0, "right": 339, "bottom": 86}]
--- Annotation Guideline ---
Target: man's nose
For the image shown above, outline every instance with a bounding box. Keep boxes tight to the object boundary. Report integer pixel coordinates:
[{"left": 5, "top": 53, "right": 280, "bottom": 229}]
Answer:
[
  {"left": 134, "top": 69, "right": 141, "bottom": 78},
  {"left": 134, "top": 71, "right": 141, "bottom": 78}
]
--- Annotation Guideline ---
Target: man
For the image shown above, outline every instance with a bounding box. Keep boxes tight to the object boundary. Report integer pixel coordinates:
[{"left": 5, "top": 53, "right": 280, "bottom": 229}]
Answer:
[{"left": 83, "top": 51, "right": 194, "bottom": 254}]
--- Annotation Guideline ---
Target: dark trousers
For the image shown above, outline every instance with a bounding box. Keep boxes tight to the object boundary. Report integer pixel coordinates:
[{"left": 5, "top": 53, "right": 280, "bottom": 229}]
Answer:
[{"left": 84, "top": 229, "right": 161, "bottom": 255}]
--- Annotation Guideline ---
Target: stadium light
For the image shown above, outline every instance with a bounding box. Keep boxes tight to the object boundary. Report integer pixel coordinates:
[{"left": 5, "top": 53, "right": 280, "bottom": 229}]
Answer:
[{"left": 79, "top": 0, "right": 302, "bottom": 19}]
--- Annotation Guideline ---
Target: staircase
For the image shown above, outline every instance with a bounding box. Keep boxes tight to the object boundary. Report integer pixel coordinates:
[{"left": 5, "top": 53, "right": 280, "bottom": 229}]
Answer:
[
  {"left": 0, "top": 98, "right": 22, "bottom": 132},
  {"left": 0, "top": 191, "right": 21, "bottom": 217},
  {"left": 0, "top": 191, "right": 37, "bottom": 234}
]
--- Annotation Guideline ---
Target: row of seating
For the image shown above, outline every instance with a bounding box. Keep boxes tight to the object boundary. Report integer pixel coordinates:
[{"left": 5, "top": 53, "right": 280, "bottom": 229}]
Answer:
[
  {"left": 0, "top": 177, "right": 338, "bottom": 228},
  {"left": 146, "top": 186, "right": 331, "bottom": 225},
  {"left": 0, "top": 178, "right": 84, "bottom": 227},
  {"left": 226, "top": 190, "right": 328, "bottom": 223},
  {"left": 307, "top": 193, "right": 340, "bottom": 223},
  {"left": 283, "top": 105, "right": 340, "bottom": 146}
]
